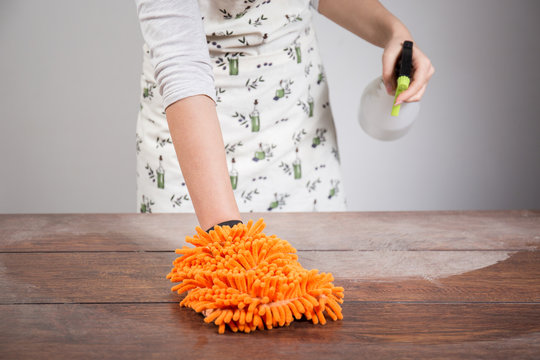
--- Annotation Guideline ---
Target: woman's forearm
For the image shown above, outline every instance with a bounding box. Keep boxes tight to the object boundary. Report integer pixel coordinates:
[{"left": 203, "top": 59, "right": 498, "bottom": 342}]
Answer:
[
  {"left": 165, "top": 94, "right": 241, "bottom": 230},
  {"left": 318, "top": 0, "right": 412, "bottom": 48}
]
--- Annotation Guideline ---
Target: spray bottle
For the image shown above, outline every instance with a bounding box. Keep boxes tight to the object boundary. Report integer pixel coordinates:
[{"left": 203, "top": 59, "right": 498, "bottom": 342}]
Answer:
[{"left": 358, "top": 40, "right": 420, "bottom": 141}]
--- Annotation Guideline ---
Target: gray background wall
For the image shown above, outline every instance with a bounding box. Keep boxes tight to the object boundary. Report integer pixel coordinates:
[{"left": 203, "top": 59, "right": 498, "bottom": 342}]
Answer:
[{"left": 1, "top": 0, "right": 539, "bottom": 214}]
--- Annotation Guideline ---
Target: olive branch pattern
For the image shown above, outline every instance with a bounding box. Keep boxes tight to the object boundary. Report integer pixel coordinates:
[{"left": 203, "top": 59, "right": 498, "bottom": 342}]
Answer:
[
  {"left": 145, "top": 163, "right": 156, "bottom": 183},
  {"left": 274, "top": 117, "right": 289, "bottom": 125},
  {"left": 211, "top": 30, "right": 234, "bottom": 37},
  {"left": 238, "top": 36, "right": 250, "bottom": 46},
  {"left": 215, "top": 87, "right": 226, "bottom": 103},
  {"left": 170, "top": 193, "right": 190, "bottom": 208},
  {"left": 248, "top": 14, "right": 268, "bottom": 27},
  {"left": 225, "top": 141, "right": 244, "bottom": 155},
  {"left": 304, "top": 61, "right": 313, "bottom": 77},
  {"left": 284, "top": 14, "right": 303, "bottom": 25},
  {"left": 241, "top": 188, "right": 260, "bottom": 203},
  {"left": 219, "top": 8, "right": 233, "bottom": 19},
  {"left": 306, "top": 177, "right": 322, "bottom": 193},
  {"left": 156, "top": 136, "right": 173, "bottom": 148},
  {"left": 314, "top": 163, "right": 327, "bottom": 171},
  {"left": 292, "top": 129, "right": 307, "bottom": 145},
  {"left": 278, "top": 161, "right": 292, "bottom": 176},
  {"left": 245, "top": 76, "right": 264, "bottom": 91},
  {"left": 331, "top": 147, "right": 341, "bottom": 163},
  {"left": 215, "top": 52, "right": 245, "bottom": 71},
  {"left": 296, "top": 99, "right": 310, "bottom": 115},
  {"left": 284, "top": 45, "right": 298, "bottom": 62},
  {"left": 219, "top": 6, "right": 250, "bottom": 20},
  {"left": 232, "top": 111, "right": 249, "bottom": 129}
]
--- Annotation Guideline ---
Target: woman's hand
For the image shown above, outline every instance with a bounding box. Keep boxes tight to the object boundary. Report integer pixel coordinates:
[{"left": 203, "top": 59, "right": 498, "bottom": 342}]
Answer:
[
  {"left": 318, "top": 0, "right": 435, "bottom": 106},
  {"left": 382, "top": 37, "right": 435, "bottom": 105}
]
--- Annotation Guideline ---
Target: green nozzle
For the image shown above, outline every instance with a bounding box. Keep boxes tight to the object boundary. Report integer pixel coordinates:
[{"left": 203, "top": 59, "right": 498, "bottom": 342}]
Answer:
[{"left": 391, "top": 76, "right": 410, "bottom": 116}]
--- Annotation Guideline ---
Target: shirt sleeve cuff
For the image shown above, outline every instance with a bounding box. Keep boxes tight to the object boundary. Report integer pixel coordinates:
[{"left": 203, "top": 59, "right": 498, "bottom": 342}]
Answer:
[{"left": 162, "top": 84, "right": 217, "bottom": 110}]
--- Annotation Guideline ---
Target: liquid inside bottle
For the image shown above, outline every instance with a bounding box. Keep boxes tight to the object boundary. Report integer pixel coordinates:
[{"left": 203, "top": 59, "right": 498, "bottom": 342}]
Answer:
[
  {"left": 254, "top": 143, "right": 265, "bottom": 161},
  {"left": 229, "top": 57, "right": 239, "bottom": 75},
  {"left": 274, "top": 88, "right": 285, "bottom": 100},
  {"left": 250, "top": 99, "right": 260, "bottom": 132},
  {"left": 293, "top": 147, "right": 302, "bottom": 179},
  {"left": 140, "top": 195, "right": 148, "bottom": 213},
  {"left": 295, "top": 43, "right": 302, "bottom": 63},
  {"left": 268, "top": 193, "right": 279, "bottom": 210},
  {"left": 156, "top": 155, "right": 165, "bottom": 189},
  {"left": 307, "top": 85, "right": 314, "bottom": 117},
  {"left": 229, "top": 157, "right": 238, "bottom": 190}
]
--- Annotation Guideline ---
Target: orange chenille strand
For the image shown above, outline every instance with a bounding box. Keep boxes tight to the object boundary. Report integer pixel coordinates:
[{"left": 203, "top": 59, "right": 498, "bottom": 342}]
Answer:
[{"left": 166, "top": 218, "right": 344, "bottom": 334}]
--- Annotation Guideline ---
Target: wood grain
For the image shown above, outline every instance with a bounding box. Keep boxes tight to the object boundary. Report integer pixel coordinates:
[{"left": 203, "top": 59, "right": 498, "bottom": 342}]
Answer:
[
  {"left": 1, "top": 210, "right": 539, "bottom": 252},
  {"left": 1, "top": 211, "right": 539, "bottom": 359},
  {"left": 1, "top": 302, "right": 539, "bottom": 360},
  {"left": 1, "top": 250, "right": 538, "bottom": 304}
]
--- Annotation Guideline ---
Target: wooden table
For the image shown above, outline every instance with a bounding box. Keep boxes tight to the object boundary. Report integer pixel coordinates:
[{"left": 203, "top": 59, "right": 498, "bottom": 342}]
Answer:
[{"left": 1, "top": 211, "right": 539, "bottom": 359}]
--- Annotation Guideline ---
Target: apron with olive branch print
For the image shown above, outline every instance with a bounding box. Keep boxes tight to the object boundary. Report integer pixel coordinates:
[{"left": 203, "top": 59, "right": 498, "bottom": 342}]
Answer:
[{"left": 136, "top": 0, "right": 348, "bottom": 213}]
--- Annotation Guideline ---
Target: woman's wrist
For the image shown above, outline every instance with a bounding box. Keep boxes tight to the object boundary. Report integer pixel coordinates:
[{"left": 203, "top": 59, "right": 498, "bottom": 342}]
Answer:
[
  {"left": 205, "top": 219, "right": 243, "bottom": 233},
  {"left": 384, "top": 22, "right": 413, "bottom": 49},
  {"left": 199, "top": 208, "right": 242, "bottom": 233},
  {"left": 165, "top": 94, "right": 242, "bottom": 234},
  {"left": 319, "top": 0, "right": 412, "bottom": 49}
]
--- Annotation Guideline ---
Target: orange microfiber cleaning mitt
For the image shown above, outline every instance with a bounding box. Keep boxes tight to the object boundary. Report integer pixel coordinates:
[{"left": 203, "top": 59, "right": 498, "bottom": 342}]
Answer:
[{"left": 166, "top": 218, "right": 344, "bottom": 334}]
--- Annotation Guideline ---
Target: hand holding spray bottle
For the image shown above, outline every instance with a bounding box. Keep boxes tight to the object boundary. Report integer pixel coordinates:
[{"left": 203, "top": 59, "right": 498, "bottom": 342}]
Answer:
[{"left": 358, "top": 40, "right": 420, "bottom": 141}]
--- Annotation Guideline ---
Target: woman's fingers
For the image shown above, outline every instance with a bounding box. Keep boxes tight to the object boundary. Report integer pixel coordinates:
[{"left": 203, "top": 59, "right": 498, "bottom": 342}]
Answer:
[
  {"left": 381, "top": 38, "right": 435, "bottom": 102},
  {"left": 395, "top": 47, "right": 435, "bottom": 104},
  {"left": 406, "top": 83, "right": 427, "bottom": 102}
]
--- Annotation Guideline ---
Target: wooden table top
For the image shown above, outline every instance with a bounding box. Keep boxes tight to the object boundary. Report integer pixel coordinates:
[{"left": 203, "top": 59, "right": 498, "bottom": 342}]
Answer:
[{"left": 1, "top": 210, "right": 539, "bottom": 359}]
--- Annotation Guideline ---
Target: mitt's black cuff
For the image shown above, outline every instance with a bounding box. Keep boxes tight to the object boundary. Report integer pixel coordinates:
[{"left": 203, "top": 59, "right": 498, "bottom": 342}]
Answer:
[{"left": 205, "top": 220, "right": 243, "bottom": 233}]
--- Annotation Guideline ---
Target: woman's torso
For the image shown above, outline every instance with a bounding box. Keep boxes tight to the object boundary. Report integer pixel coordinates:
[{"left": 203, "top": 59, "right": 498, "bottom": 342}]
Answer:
[{"left": 136, "top": 0, "right": 348, "bottom": 213}]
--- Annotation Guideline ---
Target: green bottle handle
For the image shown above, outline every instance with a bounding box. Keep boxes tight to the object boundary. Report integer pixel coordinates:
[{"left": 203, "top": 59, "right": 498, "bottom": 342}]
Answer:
[{"left": 391, "top": 76, "right": 410, "bottom": 117}]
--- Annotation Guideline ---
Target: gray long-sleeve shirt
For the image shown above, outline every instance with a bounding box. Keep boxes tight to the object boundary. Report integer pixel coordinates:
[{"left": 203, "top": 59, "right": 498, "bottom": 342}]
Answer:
[{"left": 134, "top": 0, "right": 320, "bottom": 110}]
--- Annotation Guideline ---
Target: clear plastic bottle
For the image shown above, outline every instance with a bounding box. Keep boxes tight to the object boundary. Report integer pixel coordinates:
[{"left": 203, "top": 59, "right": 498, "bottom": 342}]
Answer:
[
  {"left": 358, "top": 40, "right": 420, "bottom": 141},
  {"left": 358, "top": 75, "right": 420, "bottom": 141}
]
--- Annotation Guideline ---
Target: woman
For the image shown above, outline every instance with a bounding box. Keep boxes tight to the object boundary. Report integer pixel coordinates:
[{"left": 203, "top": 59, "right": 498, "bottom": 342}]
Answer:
[{"left": 134, "top": 0, "right": 434, "bottom": 232}]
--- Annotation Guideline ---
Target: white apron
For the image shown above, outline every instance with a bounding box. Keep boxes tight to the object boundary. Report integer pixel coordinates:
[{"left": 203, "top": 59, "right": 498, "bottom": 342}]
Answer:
[{"left": 136, "top": 0, "right": 348, "bottom": 213}]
